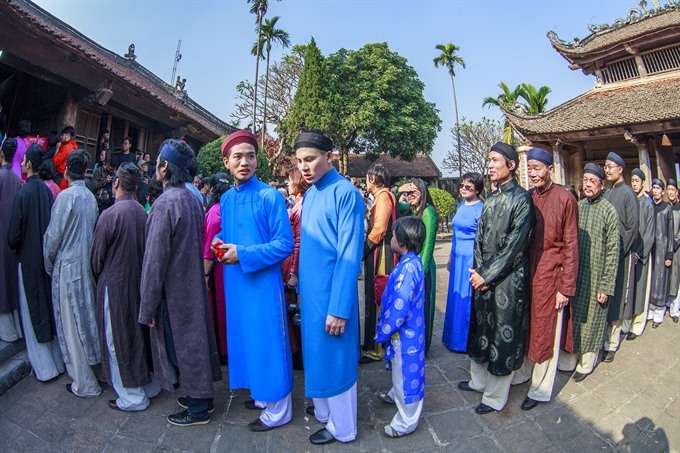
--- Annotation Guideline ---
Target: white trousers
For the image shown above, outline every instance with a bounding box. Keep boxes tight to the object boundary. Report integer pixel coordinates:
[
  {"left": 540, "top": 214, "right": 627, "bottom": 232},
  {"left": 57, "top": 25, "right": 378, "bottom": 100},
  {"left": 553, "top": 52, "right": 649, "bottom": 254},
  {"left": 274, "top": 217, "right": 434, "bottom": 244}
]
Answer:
[
  {"left": 604, "top": 320, "right": 622, "bottom": 352},
  {"left": 623, "top": 259, "right": 652, "bottom": 335},
  {"left": 17, "top": 264, "right": 64, "bottom": 381},
  {"left": 527, "top": 308, "right": 563, "bottom": 402},
  {"left": 59, "top": 273, "right": 101, "bottom": 398},
  {"left": 647, "top": 305, "right": 666, "bottom": 323},
  {"left": 668, "top": 292, "right": 680, "bottom": 318},
  {"left": 312, "top": 382, "right": 358, "bottom": 442},
  {"left": 385, "top": 337, "right": 423, "bottom": 434},
  {"left": 560, "top": 351, "right": 597, "bottom": 374},
  {"left": 105, "top": 289, "right": 159, "bottom": 410},
  {"left": 0, "top": 310, "right": 22, "bottom": 342},
  {"left": 258, "top": 393, "right": 293, "bottom": 428},
  {"left": 469, "top": 361, "right": 514, "bottom": 411}
]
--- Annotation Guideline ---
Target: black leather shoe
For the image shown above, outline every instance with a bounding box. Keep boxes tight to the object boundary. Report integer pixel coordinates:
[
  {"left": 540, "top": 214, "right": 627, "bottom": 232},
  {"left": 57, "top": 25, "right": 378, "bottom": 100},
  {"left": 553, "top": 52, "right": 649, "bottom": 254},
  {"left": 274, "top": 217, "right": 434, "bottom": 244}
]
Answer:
[
  {"left": 248, "top": 418, "right": 274, "bottom": 432},
  {"left": 653, "top": 322, "right": 660, "bottom": 329},
  {"left": 572, "top": 371, "right": 588, "bottom": 382},
  {"left": 243, "top": 399, "right": 260, "bottom": 410},
  {"left": 602, "top": 351, "right": 616, "bottom": 363},
  {"left": 305, "top": 406, "right": 316, "bottom": 416},
  {"left": 108, "top": 400, "right": 124, "bottom": 411},
  {"left": 457, "top": 380, "right": 476, "bottom": 392},
  {"left": 65, "top": 384, "right": 74, "bottom": 394},
  {"left": 520, "top": 397, "right": 539, "bottom": 411},
  {"left": 177, "top": 397, "right": 214, "bottom": 413},
  {"left": 310, "top": 428, "right": 336, "bottom": 445},
  {"left": 167, "top": 410, "right": 210, "bottom": 426},
  {"left": 625, "top": 332, "right": 638, "bottom": 341},
  {"left": 673, "top": 317, "right": 679, "bottom": 324},
  {"left": 378, "top": 392, "right": 396, "bottom": 405},
  {"left": 474, "top": 403, "right": 497, "bottom": 414},
  {"left": 359, "top": 355, "right": 379, "bottom": 364}
]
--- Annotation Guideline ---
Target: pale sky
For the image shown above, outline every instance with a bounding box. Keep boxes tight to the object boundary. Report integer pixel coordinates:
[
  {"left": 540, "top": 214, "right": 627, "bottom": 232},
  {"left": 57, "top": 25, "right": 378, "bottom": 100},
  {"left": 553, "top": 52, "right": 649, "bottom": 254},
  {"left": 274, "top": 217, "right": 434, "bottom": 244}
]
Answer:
[{"left": 34, "top": 0, "right": 638, "bottom": 175}]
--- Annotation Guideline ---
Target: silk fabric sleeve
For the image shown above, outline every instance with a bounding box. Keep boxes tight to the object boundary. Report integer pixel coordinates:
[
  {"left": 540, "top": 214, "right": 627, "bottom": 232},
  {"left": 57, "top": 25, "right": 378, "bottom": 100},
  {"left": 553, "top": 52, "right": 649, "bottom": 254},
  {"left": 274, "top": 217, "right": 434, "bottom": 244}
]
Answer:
[
  {"left": 558, "top": 193, "right": 579, "bottom": 297},
  {"left": 419, "top": 206, "right": 438, "bottom": 274}
]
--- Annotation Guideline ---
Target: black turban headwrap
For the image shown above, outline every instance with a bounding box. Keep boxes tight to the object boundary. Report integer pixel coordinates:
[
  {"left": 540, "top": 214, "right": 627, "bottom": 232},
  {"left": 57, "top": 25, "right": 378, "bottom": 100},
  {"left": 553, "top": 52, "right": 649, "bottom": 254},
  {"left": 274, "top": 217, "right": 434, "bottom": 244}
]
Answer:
[
  {"left": 631, "top": 168, "right": 645, "bottom": 181},
  {"left": 527, "top": 148, "right": 553, "bottom": 166},
  {"left": 652, "top": 178, "right": 665, "bottom": 189},
  {"left": 490, "top": 141, "right": 518, "bottom": 166},
  {"left": 294, "top": 130, "right": 334, "bottom": 152},
  {"left": 116, "top": 162, "right": 142, "bottom": 193},
  {"left": 667, "top": 178, "right": 677, "bottom": 189},
  {"left": 606, "top": 151, "right": 625, "bottom": 169},
  {"left": 583, "top": 162, "right": 604, "bottom": 180},
  {"left": 26, "top": 143, "right": 45, "bottom": 169}
]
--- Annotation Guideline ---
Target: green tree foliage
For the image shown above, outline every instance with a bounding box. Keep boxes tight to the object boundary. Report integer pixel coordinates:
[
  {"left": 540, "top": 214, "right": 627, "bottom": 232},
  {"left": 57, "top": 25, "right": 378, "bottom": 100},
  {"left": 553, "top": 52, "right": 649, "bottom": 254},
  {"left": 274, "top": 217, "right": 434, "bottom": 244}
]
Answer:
[
  {"left": 281, "top": 38, "right": 332, "bottom": 150},
  {"left": 429, "top": 187, "right": 457, "bottom": 221},
  {"left": 286, "top": 41, "right": 441, "bottom": 174},
  {"left": 197, "top": 136, "right": 226, "bottom": 176}
]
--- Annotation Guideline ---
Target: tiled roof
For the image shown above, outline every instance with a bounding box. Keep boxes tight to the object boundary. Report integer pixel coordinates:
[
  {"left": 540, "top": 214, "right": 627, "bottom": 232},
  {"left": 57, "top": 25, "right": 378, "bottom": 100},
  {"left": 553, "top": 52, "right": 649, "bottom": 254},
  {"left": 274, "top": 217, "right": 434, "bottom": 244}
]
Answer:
[
  {"left": 504, "top": 75, "right": 680, "bottom": 136},
  {"left": 548, "top": 6, "right": 680, "bottom": 58},
  {"left": 346, "top": 154, "right": 441, "bottom": 179},
  {"left": 5, "top": 0, "right": 233, "bottom": 138}
]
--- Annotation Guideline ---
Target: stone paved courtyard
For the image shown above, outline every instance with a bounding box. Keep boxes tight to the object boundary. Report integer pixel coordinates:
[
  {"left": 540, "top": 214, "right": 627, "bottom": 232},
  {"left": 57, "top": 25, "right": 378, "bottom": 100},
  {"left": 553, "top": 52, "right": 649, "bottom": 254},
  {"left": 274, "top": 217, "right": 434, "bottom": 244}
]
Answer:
[{"left": 0, "top": 241, "right": 677, "bottom": 452}]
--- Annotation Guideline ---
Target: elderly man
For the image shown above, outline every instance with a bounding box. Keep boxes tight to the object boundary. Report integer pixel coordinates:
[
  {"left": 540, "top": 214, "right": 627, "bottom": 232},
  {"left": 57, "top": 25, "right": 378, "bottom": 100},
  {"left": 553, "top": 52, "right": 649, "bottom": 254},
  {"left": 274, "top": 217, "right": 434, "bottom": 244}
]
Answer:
[
  {"left": 458, "top": 142, "right": 534, "bottom": 414},
  {"left": 44, "top": 150, "right": 101, "bottom": 397},
  {"left": 518, "top": 148, "right": 578, "bottom": 411},
  {"left": 138, "top": 139, "right": 221, "bottom": 426},
  {"left": 296, "top": 130, "right": 365, "bottom": 445},
  {"left": 564, "top": 163, "right": 620, "bottom": 382},
  {"left": 647, "top": 179, "right": 675, "bottom": 327},
  {"left": 622, "top": 169, "right": 655, "bottom": 340},
  {"left": 8, "top": 144, "right": 64, "bottom": 382},
  {"left": 212, "top": 130, "right": 294, "bottom": 432},
  {"left": 602, "top": 151, "right": 639, "bottom": 362}
]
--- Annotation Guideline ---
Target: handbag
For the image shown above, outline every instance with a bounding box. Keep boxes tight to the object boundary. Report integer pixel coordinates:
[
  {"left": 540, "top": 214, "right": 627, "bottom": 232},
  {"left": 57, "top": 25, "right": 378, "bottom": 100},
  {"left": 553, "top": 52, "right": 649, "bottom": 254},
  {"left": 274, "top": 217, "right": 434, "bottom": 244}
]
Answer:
[{"left": 373, "top": 191, "right": 398, "bottom": 306}]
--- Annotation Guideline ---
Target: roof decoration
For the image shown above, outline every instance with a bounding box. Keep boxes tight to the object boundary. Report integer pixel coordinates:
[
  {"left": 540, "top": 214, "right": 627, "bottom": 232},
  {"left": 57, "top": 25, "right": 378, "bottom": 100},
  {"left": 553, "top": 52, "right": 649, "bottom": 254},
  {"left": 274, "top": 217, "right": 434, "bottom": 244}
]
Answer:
[{"left": 547, "top": 0, "right": 680, "bottom": 53}]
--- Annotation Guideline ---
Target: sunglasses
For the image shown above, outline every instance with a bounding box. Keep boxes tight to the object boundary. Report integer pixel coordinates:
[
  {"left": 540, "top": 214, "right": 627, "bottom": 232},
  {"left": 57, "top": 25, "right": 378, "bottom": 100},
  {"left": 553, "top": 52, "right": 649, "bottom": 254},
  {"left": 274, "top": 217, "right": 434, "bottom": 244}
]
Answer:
[{"left": 459, "top": 183, "right": 475, "bottom": 191}]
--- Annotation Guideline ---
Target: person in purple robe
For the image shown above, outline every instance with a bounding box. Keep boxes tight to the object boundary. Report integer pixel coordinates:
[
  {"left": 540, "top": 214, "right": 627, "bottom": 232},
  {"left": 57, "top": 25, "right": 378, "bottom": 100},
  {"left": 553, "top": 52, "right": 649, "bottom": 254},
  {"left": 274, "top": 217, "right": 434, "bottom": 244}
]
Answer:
[
  {"left": 138, "top": 139, "right": 222, "bottom": 426},
  {"left": 90, "top": 162, "right": 160, "bottom": 411},
  {"left": 0, "top": 137, "right": 22, "bottom": 342}
]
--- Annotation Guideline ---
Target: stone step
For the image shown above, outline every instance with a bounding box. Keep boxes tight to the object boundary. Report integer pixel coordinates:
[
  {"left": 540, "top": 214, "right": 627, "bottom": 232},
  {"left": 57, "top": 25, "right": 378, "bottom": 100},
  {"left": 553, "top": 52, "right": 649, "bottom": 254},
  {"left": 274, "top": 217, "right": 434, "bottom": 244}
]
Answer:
[
  {"left": 0, "top": 341, "right": 31, "bottom": 396},
  {"left": 0, "top": 339, "right": 25, "bottom": 364}
]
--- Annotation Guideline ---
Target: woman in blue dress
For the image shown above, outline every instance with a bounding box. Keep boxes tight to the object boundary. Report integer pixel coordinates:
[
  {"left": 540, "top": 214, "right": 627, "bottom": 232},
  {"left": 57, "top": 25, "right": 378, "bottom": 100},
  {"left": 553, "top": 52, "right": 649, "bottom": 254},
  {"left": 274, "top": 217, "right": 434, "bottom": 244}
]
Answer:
[{"left": 443, "top": 172, "right": 484, "bottom": 352}]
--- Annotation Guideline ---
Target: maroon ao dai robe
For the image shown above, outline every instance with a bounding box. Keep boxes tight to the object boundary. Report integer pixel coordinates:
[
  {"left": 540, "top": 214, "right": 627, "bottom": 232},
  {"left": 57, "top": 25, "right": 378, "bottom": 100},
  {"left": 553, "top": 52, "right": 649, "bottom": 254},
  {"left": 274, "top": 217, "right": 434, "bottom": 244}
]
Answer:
[{"left": 527, "top": 184, "right": 579, "bottom": 363}]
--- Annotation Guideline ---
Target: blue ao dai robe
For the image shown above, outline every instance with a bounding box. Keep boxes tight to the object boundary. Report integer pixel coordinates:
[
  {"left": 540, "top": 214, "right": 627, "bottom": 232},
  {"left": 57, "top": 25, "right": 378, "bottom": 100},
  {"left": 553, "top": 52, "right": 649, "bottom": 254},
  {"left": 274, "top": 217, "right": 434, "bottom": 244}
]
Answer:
[
  {"left": 375, "top": 252, "right": 426, "bottom": 403},
  {"left": 217, "top": 176, "right": 294, "bottom": 402},
  {"left": 299, "top": 168, "right": 365, "bottom": 398}
]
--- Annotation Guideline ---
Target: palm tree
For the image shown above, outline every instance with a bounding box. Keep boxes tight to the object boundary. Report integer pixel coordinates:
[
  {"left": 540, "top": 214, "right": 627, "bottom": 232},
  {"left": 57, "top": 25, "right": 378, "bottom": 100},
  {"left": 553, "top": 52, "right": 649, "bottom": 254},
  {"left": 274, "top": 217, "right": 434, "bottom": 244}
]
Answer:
[
  {"left": 434, "top": 43, "right": 465, "bottom": 177},
  {"left": 252, "top": 15, "right": 290, "bottom": 148},
  {"left": 482, "top": 82, "right": 525, "bottom": 144},
  {"left": 246, "top": 0, "right": 279, "bottom": 134},
  {"left": 518, "top": 83, "right": 552, "bottom": 114}
]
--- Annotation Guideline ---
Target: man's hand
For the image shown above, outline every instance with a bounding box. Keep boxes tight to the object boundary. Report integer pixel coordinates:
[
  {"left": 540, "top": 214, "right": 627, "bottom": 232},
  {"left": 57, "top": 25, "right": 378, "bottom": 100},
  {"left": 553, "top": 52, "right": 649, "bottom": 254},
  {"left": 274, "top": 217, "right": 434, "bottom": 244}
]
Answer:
[
  {"left": 596, "top": 293, "right": 609, "bottom": 304},
  {"left": 326, "top": 315, "right": 346, "bottom": 336},
  {"left": 221, "top": 244, "right": 239, "bottom": 264},
  {"left": 147, "top": 319, "right": 155, "bottom": 328},
  {"left": 469, "top": 268, "right": 486, "bottom": 290},
  {"left": 634, "top": 253, "right": 640, "bottom": 264},
  {"left": 555, "top": 291, "right": 569, "bottom": 310},
  {"left": 287, "top": 273, "right": 298, "bottom": 289},
  {"left": 665, "top": 259, "right": 672, "bottom": 267}
]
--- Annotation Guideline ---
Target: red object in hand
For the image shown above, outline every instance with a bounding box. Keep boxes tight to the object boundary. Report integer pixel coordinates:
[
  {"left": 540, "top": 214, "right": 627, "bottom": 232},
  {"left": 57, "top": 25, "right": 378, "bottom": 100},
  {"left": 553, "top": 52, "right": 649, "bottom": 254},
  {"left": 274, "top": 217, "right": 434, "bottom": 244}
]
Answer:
[{"left": 213, "top": 240, "right": 225, "bottom": 259}]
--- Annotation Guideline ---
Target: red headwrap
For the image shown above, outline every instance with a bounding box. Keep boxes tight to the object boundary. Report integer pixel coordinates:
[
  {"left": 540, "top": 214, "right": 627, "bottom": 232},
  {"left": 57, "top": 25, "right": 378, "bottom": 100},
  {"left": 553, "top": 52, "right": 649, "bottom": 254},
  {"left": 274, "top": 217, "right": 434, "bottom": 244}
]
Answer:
[{"left": 221, "top": 130, "right": 258, "bottom": 157}]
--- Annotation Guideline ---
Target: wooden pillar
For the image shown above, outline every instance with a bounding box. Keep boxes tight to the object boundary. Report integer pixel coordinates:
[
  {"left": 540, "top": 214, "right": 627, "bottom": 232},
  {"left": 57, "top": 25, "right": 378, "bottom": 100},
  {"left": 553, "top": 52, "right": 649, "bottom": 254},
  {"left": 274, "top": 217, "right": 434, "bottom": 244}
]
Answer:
[
  {"left": 637, "top": 141, "right": 653, "bottom": 192},
  {"left": 552, "top": 141, "right": 566, "bottom": 185},
  {"left": 568, "top": 143, "right": 585, "bottom": 189},
  {"left": 516, "top": 145, "right": 530, "bottom": 190},
  {"left": 57, "top": 94, "right": 79, "bottom": 129}
]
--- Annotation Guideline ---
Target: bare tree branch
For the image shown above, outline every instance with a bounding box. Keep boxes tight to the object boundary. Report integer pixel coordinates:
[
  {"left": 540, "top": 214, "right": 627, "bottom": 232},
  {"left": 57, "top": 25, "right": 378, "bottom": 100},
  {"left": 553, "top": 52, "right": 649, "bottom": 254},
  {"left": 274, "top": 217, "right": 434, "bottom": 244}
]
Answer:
[{"left": 442, "top": 117, "right": 503, "bottom": 176}]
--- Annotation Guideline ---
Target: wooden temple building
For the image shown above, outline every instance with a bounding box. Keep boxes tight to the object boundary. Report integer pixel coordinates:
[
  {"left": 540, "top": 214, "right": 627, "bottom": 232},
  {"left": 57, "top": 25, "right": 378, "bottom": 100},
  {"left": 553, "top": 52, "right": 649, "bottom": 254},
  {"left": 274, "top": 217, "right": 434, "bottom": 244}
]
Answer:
[
  {"left": 506, "top": 1, "right": 680, "bottom": 190},
  {"left": 0, "top": 0, "right": 233, "bottom": 163}
]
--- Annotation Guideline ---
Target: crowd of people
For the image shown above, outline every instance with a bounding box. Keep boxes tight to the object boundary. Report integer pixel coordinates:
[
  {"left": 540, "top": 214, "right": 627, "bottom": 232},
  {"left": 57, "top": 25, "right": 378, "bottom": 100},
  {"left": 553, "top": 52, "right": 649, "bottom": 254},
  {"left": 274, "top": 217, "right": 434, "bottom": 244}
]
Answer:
[{"left": 0, "top": 120, "right": 679, "bottom": 444}]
